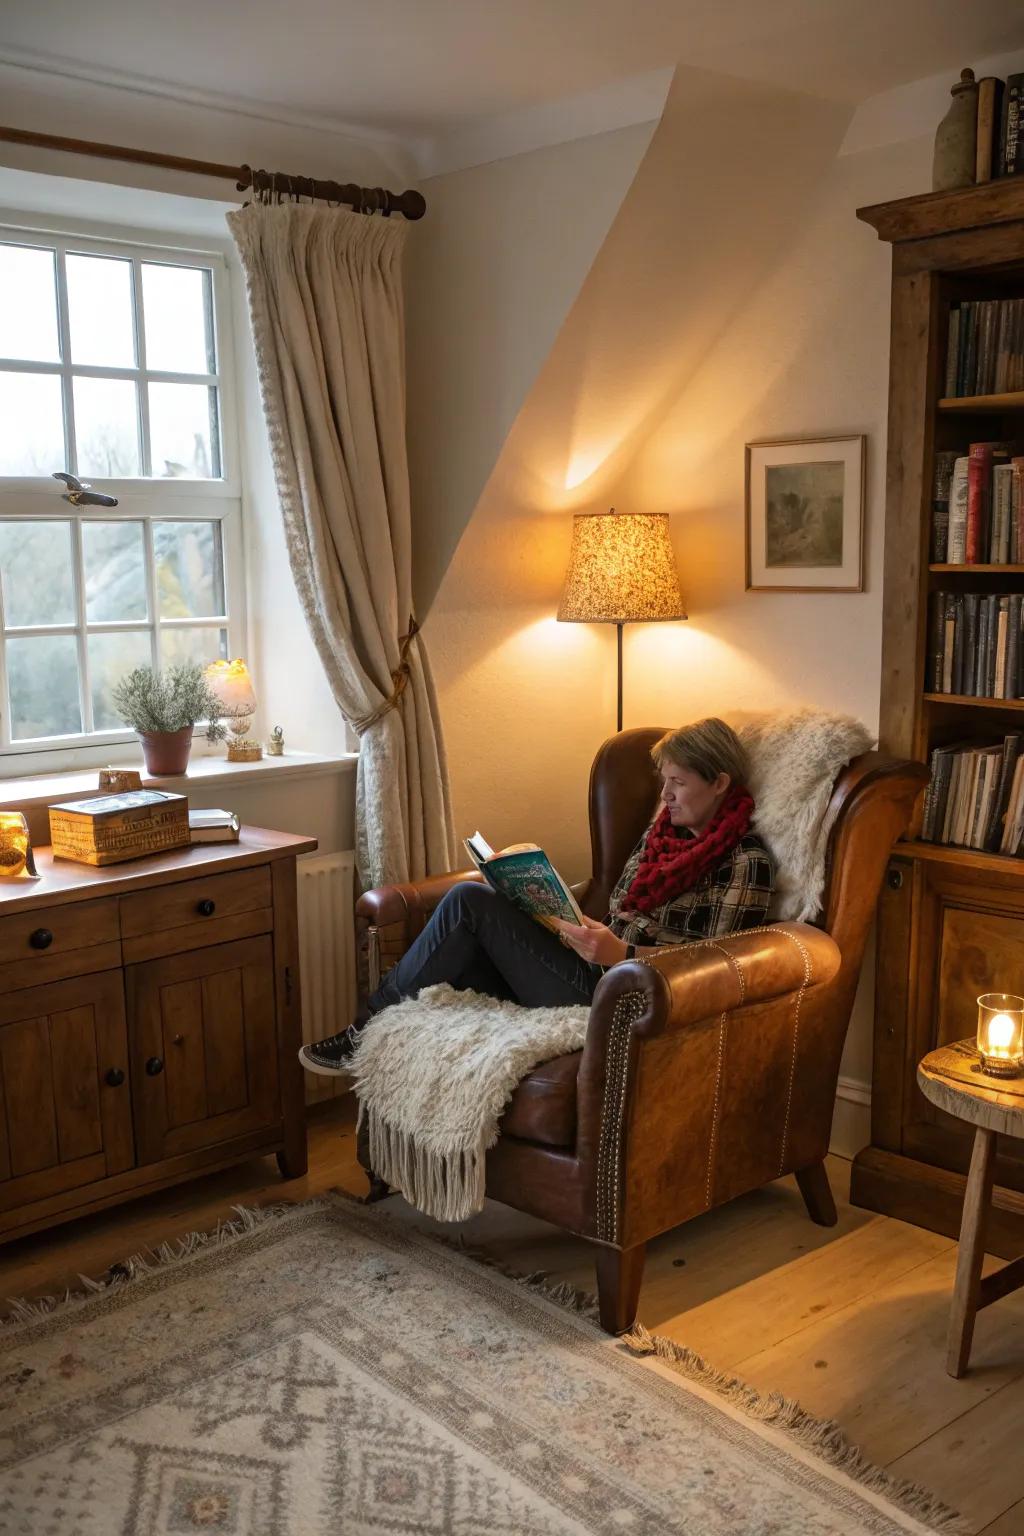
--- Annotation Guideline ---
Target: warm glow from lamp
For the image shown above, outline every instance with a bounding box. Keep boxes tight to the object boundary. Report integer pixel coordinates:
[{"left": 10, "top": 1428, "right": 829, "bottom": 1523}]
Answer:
[
  {"left": 557, "top": 510, "right": 686, "bottom": 625},
  {"left": 977, "top": 993, "right": 1024, "bottom": 1077},
  {"left": 558, "top": 508, "right": 686, "bottom": 731},
  {"left": 204, "top": 658, "right": 261, "bottom": 762}
]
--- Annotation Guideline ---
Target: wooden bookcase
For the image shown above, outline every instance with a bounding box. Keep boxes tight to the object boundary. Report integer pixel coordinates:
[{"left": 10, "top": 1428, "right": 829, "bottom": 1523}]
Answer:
[{"left": 851, "top": 179, "right": 1024, "bottom": 1254}]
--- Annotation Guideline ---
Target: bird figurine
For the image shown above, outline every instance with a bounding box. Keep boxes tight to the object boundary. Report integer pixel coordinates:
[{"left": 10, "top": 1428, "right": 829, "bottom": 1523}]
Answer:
[{"left": 52, "top": 472, "right": 119, "bottom": 508}]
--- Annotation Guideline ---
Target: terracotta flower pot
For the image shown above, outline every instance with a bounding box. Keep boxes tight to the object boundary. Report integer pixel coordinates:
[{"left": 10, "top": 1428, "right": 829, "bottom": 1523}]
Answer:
[{"left": 139, "top": 726, "right": 194, "bottom": 777}]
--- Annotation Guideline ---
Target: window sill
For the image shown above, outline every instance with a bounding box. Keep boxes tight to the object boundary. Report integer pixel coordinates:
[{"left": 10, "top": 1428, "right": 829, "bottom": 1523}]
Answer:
[{"left": 0, "top": 749, "right": 357, "bottom": 813}]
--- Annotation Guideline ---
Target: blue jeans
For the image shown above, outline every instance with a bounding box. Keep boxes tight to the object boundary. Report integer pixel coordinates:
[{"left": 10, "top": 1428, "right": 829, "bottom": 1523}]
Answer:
[{"left": 368, "top": 881, "right": 602, "bottom": 1012}]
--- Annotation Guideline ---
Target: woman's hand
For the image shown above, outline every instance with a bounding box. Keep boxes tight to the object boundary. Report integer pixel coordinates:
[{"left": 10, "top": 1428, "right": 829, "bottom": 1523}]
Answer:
[{"left": 551, "top": 915, "right": 629, "bottom": 966}]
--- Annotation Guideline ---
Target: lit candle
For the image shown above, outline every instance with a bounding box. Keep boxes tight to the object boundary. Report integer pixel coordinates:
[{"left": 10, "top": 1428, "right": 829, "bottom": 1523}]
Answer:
[{"left": 977, "top": 994, "right": 1024, "bottom": 1078}]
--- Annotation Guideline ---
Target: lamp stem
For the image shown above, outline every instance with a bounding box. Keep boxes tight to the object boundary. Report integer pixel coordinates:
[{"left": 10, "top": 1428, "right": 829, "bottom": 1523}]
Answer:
[{"left": 616, "top": 621, "right": 624, "bottom": 733}]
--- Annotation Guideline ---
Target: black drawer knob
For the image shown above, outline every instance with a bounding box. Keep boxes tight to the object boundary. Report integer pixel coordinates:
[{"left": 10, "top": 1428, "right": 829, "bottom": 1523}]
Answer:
[
  {"left": 196, "top": 899, "right": 216, "bottom": 917},
  {"left": 145, "top": 1056, "right": 164, "bottom": 1076},
  {"left": 105, "top": 1067, "right": 125, "bottom": 1087},
  {"left": 29, "top": 928, "right": 53, "bottom": 950}
]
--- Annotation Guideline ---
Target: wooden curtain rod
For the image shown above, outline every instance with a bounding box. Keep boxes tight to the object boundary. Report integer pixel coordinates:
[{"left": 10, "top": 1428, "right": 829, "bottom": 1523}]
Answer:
[{"left": 0, "top": 125, "right": 427, "bottom": 219}]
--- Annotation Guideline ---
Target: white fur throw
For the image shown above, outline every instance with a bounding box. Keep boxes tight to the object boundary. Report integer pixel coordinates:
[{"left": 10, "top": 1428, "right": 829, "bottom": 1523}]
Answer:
[
  {"left": 727, "top": 707, "right": 875, "bottom": 922},
  {"left": 351, "top": 983, "right": 590, "bottom": 1222}
]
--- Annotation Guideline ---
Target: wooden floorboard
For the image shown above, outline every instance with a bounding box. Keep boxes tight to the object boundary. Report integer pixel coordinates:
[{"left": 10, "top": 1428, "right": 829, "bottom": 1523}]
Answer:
[{"left": 0, "top": 1095, "right": 1021, "bottom": 1532}]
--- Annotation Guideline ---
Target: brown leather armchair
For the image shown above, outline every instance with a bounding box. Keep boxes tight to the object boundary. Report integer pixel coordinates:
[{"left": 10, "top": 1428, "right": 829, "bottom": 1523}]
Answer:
[{"left": 355, "top": 729, "right": 926, "bottom": 1334}]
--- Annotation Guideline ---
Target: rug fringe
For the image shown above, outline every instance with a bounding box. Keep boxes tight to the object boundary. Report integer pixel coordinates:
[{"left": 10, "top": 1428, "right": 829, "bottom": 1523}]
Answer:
[
  {"left": 0, "top": 1199, "right": 330, "bottom": 1333},
  {"left": 442, "top": 1233, "right": 600, "bottom": 1320},
  {"left": 621, "top": 1322, "right": 966, "bottom": 1535}
]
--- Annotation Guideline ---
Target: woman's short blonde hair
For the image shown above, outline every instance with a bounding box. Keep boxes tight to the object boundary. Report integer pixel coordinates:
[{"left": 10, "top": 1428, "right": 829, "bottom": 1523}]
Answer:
[{"left": 651, "top": 717, "right": 749, "bottom": 787}]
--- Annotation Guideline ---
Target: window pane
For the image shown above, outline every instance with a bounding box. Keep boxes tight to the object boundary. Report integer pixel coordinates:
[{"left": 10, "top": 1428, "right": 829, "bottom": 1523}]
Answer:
[
  {"left": 73, "top": 377, "right": 141, "bottom": 477},
  {"left": 0, "top": 244, "right": 59, "bottom": 363},
  {"left": 0, "top": 372, "right": 65, "bottom": 476},
  {"left": 66, "top": 253, "right": 136, "bottom": 368},
  {"left": 88, "top": 629, "right": 152, "bottom": 730},
  {"left": 154, "top": 521, "right": 224, "bottom": 618},
  {"left": 0, "top": 520, "right": 75, "bottom": 626},
  {"left": 7, "top": 634, "right": 81, "bottom": 739},
  {"left": 82, "top": 520, "right": 147, "bottom": 621},
  {"left": 159, "top": 625, "right": 227, "bottom": 671},
  {"left": 149, "top": 383, "right": 220, "bottom": 479},
  {"left": 142, "top": 263, "right": 213, "bottom": 373}
]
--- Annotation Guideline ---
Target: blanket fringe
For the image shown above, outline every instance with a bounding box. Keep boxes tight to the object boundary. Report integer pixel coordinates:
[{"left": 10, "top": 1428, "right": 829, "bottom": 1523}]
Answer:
[
  {"left": 368, "top": 1113, "right": 487, "bottom": 1223},
  {"left": 0, "top": 1200, "right": 328, "bottom": 1333},
  {"left": 621, "top": 1322, "right": 966, "bottom": 1535}
]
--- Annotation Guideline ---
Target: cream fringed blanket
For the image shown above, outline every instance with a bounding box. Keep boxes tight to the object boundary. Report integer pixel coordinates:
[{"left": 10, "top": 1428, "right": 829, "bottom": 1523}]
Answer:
[{"left": 351, "top": 983, "right": 591, "bottom": 1221}]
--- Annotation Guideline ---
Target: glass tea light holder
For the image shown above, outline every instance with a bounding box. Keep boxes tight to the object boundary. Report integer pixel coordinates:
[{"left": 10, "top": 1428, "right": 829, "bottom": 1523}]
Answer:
[
  {"left": 0, "top": 811, "right": 39, "bottom": 879},
  {"left": 976, "top": 994, "right": 1024, "bottom": 1078}
]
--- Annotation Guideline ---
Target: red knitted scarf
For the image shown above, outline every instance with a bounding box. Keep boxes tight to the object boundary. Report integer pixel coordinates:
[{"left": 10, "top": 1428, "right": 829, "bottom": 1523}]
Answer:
[{"left": 622, "top": 784, "right": 754, "bottom": 914}]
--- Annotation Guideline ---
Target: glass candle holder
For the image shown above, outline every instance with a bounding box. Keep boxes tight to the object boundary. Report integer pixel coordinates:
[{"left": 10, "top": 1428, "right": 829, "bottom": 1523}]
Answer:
[
  {"left": 976, "top": 994, "right": 1024, "bottom": 1078},
  {"left": 0, "top": 811, "right": 37, "bottom": 879}
]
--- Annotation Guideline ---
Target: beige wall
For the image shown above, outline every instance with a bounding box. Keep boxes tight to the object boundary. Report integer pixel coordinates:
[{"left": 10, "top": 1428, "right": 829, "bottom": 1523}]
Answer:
[
  {"left": 411, "top": 69, "right": 937, "bottom": 1150},
  {"left": 406, "top": 121, "right": 656, "bottom": 615}
]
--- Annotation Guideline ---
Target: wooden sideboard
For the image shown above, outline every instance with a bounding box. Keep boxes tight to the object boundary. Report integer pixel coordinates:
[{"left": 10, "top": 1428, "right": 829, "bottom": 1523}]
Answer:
[{"left": 0, "top": 825, "right": 316, "bottom": 1242}]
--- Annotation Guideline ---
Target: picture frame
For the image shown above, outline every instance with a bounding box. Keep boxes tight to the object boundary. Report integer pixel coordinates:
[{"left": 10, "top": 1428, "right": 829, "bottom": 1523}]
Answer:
[{"left": 745, "top": 434, "right": 866, "bottom": 592}]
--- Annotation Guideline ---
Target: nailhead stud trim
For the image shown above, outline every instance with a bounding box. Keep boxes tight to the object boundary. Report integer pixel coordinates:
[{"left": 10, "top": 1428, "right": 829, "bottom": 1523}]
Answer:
[{"left": 595, "top": 989, "right": 646, "bottom": 1244}]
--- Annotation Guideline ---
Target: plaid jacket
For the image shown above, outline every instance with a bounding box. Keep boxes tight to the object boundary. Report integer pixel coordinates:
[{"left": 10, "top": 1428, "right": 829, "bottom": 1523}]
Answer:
[{"left": 606, "top": 826, "right": 776, "bottom": 947}]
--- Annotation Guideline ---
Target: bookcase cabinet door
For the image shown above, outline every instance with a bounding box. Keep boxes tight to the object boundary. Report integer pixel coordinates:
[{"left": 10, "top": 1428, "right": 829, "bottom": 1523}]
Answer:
[
  {"left": 127, "top": 935, "right": 280, "bottom": 1164},
  {"left": 904, "top": 856, "right": 1024, "bottom": 1192},
  {"left": 0, "top": 970, "right": 133, "bottom": 1219}
]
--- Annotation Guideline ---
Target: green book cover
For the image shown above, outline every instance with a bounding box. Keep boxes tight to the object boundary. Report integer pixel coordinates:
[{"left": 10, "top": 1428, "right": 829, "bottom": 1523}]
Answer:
[{"left": 464, "top": 833, "right": 584, "bottom": 930}]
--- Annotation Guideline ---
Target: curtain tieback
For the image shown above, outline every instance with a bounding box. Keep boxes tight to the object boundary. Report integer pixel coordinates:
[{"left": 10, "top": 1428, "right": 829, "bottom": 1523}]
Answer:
[{"left": 351, "top": 617, "right": 420, "bottom": 735}]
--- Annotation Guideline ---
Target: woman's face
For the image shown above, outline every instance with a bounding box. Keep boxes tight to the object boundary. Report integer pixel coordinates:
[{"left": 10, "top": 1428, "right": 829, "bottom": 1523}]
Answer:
[{"left": 659, "top": 762, "right": 730, "bottom": 833}]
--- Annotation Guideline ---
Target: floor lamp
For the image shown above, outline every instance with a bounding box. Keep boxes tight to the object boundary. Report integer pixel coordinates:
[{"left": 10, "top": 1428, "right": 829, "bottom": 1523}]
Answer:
[{"left": 557, "top": 508, "right": 686, "bottom": 732}]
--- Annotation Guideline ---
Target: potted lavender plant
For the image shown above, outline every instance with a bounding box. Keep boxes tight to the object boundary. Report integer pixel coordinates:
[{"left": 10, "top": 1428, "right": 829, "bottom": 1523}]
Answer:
[{"left": 112, "top": 663, "right": 226, "bottom": 776}]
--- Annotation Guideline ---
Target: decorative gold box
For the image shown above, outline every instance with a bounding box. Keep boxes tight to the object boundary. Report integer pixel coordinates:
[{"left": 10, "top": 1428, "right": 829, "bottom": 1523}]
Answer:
[{"left": 49, "top": 790, "right": 190, "bottom": 867}]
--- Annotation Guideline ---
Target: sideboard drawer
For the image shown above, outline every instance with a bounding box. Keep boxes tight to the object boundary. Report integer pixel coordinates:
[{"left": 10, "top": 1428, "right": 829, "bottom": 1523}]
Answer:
[
  {"left": 0, "top": 898, "right": 121, "bottom": 992},
  {"left": 120, "top": 867, "right": 273, "bottom": 960}
]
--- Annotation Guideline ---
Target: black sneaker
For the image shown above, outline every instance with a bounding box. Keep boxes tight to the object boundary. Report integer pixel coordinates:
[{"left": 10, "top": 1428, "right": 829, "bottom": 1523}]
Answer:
[{"left": 298, "top": 1021, "right": 366, "bottom": 1077}]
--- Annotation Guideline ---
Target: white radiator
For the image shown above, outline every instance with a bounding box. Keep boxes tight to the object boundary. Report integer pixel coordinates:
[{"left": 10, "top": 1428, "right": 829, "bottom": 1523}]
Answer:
[{"left": 296, "top": 851, "right": 358, "bottom": 1103}]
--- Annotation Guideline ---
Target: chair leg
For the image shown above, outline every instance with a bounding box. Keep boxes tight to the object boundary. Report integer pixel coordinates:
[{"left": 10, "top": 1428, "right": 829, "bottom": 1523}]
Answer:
[
  {"left": 796, "top": 1159, "right": 838, "bottom": 1227},
  {"left": 595, "top": 1244, "right": 646, "bottom": 1334}
]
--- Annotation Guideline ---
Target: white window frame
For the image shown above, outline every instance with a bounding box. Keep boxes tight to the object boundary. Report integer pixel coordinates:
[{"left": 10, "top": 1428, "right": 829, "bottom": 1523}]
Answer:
[{"left": 0, "top": 221, "right": 244, "bottom": 774}]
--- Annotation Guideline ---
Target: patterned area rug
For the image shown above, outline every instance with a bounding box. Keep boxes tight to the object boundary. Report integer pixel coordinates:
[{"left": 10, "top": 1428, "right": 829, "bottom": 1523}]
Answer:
[{"left": 0, "top": 1196, "right": 960, "bottom": 1536}]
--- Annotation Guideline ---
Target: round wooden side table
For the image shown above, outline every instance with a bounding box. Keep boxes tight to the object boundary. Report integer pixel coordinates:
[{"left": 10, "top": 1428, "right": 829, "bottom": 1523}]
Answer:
[{"left": 917, "top": 1041, "right": 1024, "bottom": 1379}]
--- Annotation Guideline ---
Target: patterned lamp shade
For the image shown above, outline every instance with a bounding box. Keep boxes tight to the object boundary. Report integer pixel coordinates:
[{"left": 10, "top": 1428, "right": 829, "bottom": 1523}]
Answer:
[{"left": 558, "top": 511, "right": 686, "bottom": 624}]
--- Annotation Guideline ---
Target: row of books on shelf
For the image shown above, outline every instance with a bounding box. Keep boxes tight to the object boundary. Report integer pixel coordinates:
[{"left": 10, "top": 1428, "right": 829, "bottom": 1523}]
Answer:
[
  {"left": 922, "top": 734, "right": 1024, "bottom": 856},
  {"left": 944, "top": 298, "right": 1024, "bottom": 398},
  {"left": 930, "top": 443, "right": 1024, "bottom": 563},
  {"left": 928, "top": 591, "right": 1024, "bottom": 699}
]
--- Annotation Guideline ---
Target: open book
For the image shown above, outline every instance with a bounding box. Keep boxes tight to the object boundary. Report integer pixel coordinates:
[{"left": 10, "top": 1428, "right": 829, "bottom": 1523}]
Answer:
[{"left": 464, "top": 832, "right": 584, "bottom": 933}]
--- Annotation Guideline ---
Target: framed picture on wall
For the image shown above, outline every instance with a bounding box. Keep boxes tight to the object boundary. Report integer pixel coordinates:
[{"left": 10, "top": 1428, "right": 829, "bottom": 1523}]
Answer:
[{"left": 745, "top": 435, "right": 865, "bottom": 592}]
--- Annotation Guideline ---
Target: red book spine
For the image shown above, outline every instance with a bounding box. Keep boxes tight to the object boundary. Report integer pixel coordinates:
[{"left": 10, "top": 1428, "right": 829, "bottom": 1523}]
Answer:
[
  {"left": 966, "top": 443, "right": 994, "bottom": 564},
  {"left": 1013, "top": 457, "right": 1024, "bottom": 566}
]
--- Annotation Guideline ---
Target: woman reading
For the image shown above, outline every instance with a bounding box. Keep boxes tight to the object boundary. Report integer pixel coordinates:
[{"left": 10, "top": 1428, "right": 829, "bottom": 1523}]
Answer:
[{"left": 300, "top": 717, "right": 775, "bottom": 1075}]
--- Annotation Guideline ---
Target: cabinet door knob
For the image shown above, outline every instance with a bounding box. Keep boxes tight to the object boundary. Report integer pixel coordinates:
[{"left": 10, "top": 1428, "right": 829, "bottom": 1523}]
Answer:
[
  {"left": 29, "top": 928, "right": 53, "bottom": 950},
  {"left": 145, "top": 1056, "right": 164, "bottom": 1076},
  {"left": 196, "top": 898, "right": 216, "bottom": 917},
  {"left": 105, "top": 1067, "right": 125, "bottom": 1087}
]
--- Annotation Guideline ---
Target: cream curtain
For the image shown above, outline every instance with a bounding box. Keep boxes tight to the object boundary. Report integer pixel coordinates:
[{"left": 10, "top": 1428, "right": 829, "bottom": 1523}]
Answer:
[{"left": 228, "top": 202, "right": 456, "bottom": 886}]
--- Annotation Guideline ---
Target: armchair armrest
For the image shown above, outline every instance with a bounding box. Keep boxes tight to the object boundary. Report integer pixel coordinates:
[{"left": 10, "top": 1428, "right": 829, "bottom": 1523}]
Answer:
[
  {"left": 575, "top": 922, "right": 843, "bottom": 1247},
  {"left": 356, "top": 868, "right": 484, "bottom": 931},
  {"left": 613, "top": 921, "right": 841, "bottom": 1039}
]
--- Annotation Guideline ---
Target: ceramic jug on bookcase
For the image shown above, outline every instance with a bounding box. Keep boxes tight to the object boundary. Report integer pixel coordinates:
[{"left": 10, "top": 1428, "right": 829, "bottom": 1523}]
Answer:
[{"left": 933, "top": 68, "right": 978, "bottom": 191}]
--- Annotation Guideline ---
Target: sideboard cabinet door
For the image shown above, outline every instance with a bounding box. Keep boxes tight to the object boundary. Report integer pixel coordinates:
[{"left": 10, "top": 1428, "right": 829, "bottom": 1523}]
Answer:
[
  {"left": 0, "top": 970, "right": 133, "bottom": 1220},
  {"left": 127, "top": 935, "right": 280, "bottom": 1164}
]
